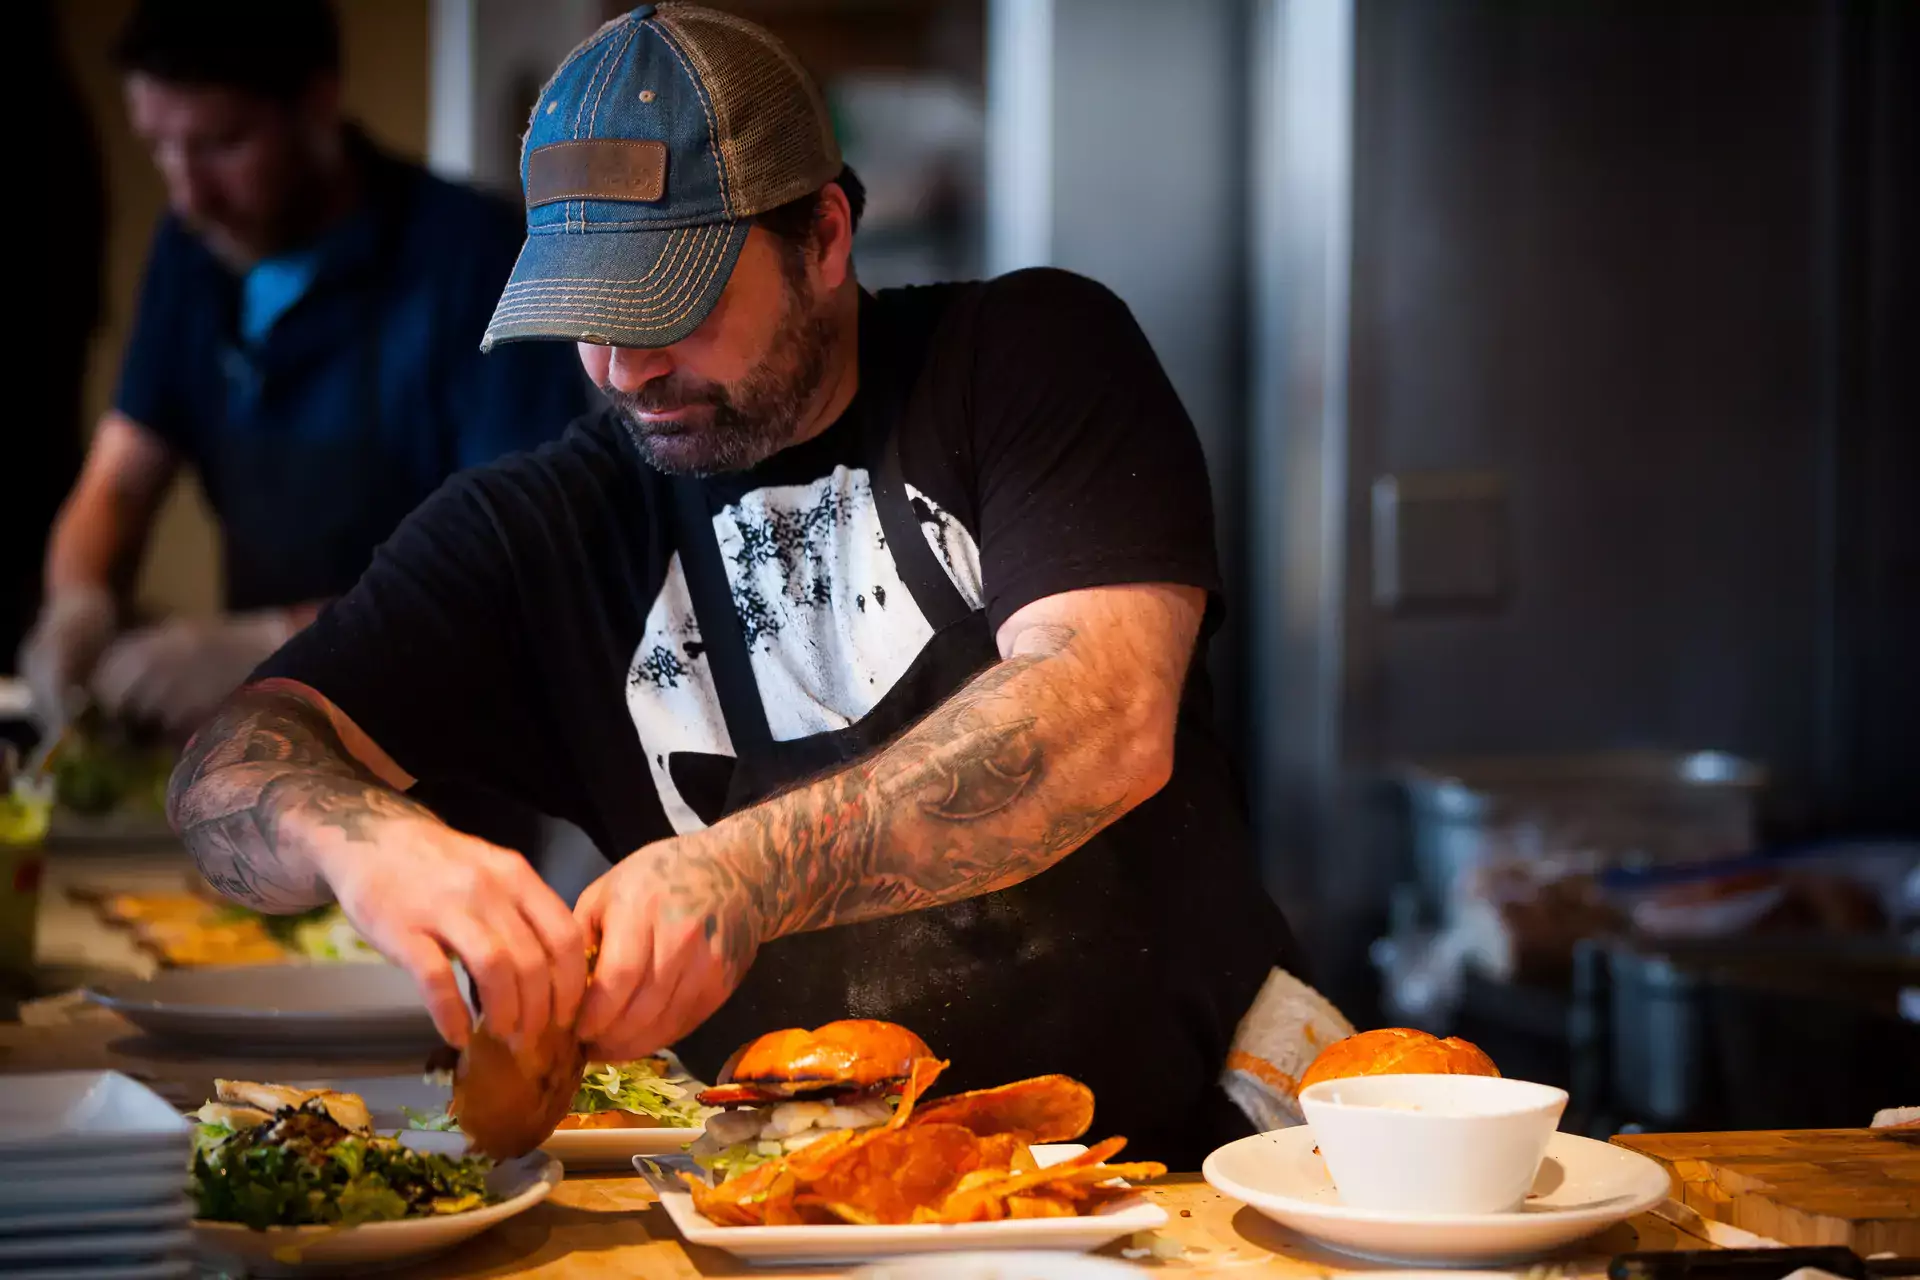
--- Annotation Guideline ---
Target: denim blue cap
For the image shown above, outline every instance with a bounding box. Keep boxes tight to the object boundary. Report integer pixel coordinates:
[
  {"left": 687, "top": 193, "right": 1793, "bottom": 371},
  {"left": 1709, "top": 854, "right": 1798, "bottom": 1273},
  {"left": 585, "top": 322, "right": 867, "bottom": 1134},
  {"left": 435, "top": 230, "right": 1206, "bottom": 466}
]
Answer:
[{"left": 481, "top": 3, "right": 842, "bottom": 351}]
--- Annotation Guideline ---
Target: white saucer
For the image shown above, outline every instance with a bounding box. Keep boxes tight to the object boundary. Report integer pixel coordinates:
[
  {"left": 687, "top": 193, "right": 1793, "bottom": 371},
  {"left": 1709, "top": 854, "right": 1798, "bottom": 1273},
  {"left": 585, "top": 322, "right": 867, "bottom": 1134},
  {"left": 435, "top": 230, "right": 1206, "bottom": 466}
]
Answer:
[{"left": 1203, "top": 1126, "right": 1672, "bottom": 1265}]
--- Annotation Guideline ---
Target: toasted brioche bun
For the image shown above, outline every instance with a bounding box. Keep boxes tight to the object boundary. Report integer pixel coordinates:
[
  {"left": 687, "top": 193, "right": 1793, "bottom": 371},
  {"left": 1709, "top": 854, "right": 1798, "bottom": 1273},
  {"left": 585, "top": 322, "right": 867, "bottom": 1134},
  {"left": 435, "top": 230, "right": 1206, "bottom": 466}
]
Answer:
[
  {"left": 719, "top": 1020, "right": 933, "bottom": 1093},
  {"left": 554, "top": 1110, "right": 667, "bottom": 1130},
  {"left": 1300, "top": 1027, "right": 1500, "bottom": 1089}
]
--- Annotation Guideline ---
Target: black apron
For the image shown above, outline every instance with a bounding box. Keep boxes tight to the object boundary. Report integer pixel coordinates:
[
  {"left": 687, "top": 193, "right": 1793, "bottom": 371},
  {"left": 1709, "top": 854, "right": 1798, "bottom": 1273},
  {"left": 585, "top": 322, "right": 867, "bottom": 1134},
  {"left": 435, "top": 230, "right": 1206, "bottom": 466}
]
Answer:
[{"left": 664, "top": 299, "right": 1286, "bottom": 1169}]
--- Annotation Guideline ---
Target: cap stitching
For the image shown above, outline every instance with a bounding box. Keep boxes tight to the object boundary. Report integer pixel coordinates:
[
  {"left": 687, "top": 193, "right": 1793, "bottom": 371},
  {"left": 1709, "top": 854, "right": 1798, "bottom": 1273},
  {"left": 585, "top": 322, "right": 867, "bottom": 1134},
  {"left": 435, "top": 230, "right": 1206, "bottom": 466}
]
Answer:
[
  {"left": 491, "top": 224, "right": 724, "bottom": 309},
  {"left": 571, "top": 22, "right": 631, "bottom": 230},
  {"left": 490, "top": 235, "right": 725, "bottom": 320},
  {"left": 498, "top": 223, "right": 716, "bottom": 301},
  {"left": 646, "top": 17, "right": 732, "bottom": 219},
  {"left": 520, "top": 13, "right": 627, "bottom": 227},
  {"left": 489, "top": 227, "right": 731, "bottom": 321},
  {"left": 588, "top": 20, "right": 644, "bottom": 140}
]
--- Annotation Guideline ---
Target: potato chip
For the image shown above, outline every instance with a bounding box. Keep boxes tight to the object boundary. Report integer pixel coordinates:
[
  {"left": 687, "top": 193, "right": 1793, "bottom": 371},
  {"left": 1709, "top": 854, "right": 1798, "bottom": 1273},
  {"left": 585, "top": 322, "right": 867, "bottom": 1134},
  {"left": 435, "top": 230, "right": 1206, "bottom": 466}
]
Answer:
[
  {"left": 887, "top": 1056, "right": 949, "bottom": 1128},
  {"left": 805, "top": 1122, "right": 987, "bottom": 1224},
  {"left": 1008, "top": 1193, "right": 1078, "bottom": 1218},
  {"left": 906, "top": 1074, "right": 1094, "bottom": 1143},
  {"left": 974, "top": 1132, "right": 1025, "bottom": 1172}
]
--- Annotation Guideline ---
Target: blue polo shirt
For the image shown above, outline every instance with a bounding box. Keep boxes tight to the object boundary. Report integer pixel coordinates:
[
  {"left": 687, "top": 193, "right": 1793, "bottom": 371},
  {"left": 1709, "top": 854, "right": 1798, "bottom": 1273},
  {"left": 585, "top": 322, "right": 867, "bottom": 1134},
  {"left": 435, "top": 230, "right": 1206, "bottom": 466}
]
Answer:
[{"left": 114, "top": 135, "right": 593, "bottom": 612}]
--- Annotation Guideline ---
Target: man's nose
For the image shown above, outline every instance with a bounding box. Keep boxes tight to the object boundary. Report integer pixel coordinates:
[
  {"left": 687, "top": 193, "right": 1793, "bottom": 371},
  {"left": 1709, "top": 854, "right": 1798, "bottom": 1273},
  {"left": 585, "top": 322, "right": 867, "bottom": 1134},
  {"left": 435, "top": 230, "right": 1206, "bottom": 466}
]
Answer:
[
  {"left": 603, "top": 345, "right": 675, "bottom": 393},
  {"left": 160, "top": 155, "right": 212, "bottom": 223}
]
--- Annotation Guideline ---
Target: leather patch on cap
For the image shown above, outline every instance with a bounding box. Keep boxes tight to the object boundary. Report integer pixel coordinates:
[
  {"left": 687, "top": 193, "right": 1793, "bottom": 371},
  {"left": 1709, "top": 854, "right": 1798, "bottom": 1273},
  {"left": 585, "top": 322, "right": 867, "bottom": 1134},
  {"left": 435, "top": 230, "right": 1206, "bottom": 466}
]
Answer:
[{"left": 527, "top": 140, "right": 667, "bottom": 207}]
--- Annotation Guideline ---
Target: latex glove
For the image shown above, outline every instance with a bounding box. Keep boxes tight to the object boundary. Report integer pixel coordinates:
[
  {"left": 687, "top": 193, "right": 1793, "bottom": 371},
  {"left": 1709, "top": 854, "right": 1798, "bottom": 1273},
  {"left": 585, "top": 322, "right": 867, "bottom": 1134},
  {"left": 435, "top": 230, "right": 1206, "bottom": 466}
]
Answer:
[
  {"left": 91, "top": 611, "right": 299, "bottom": 738},
  {"left": 17, "top": 585, "right": 117, "bottom": 733}
]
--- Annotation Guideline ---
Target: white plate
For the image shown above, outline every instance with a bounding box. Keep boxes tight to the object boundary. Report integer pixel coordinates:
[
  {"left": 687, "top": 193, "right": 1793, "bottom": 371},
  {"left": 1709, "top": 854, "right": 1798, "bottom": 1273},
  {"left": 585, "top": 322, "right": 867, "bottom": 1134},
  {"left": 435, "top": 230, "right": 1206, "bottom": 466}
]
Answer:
[
  {"left": 0, "top": 1169, "right": 188, "bottom": 1211},
  {"left": 190, "top": 1131, "right": 561, "bottom": 1277},
  {"left": 852, "top": 1251, "right": 1152, "bottom": 1280},
  {"left": 0, "top": 1201, "right": 192, "bottom": 1238},
  {"left": 0, "top": 1147, "right": 191, "bottom": 1179},
  {"left": 540, "top": 1123, "right": 704, "bottom": 1167},
  {"left": 0, "top": 1072, "right": 191, "bottom": 1158},
  {"left": 649, "top": 1142, "right": 1168, "bottom": 1266},
  {"left": 301, "top": 1074, "right": 703, "bottom": 1167},
  {"left": 86, "top": 965, "right": 441, "bottom": 1054},
  {"left": 2, "top": 1262, "right": 189, "bottom": 1280},
  {"left": 1203, "top": 1126, "right": 1672, "bottom": 1265},
  {"left": 0, "top": 1226, "right": 192, "bottom": 1264}
]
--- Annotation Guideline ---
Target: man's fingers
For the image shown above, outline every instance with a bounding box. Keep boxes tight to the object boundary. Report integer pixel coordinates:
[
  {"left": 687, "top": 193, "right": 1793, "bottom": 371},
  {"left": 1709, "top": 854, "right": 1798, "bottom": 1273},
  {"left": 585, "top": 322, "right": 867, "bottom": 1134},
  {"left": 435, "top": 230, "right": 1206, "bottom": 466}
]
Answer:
[
  {"left": 589, "top": 944, "right": 688, "bottom": 1062},
  {"left": 602, "top": 920, "right": 702, "bottom": 1055},
  {"left": 483, "top": 901, "right": 554, "bottom": 1048},
  {"left": 389, "top": 933, "right": 471, "bottom": 1048},
  {"left": 513, "top": 875, "right": 588, "bottom": 1029},
  {"left": 432, "top": 914, "right": 521, "bottom": 1043},
  {"left": 576, "top": 897, "right": 652, "bottom": 1043}
]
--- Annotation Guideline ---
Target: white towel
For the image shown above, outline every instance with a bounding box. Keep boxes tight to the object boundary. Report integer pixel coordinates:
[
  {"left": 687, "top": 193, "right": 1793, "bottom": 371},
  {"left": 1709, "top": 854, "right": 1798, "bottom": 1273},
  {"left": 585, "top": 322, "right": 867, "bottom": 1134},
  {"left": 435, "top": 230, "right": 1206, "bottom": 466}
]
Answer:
[{"left": 1219, "top": 967, "right": 1355, "bottom": 1132}]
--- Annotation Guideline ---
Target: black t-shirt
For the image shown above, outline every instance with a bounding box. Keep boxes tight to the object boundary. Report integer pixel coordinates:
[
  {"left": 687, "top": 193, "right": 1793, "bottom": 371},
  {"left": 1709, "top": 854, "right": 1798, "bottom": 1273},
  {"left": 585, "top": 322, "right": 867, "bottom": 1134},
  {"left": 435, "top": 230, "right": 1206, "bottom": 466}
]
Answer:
[
  {"left": 264, "top": 268, "right": 1228, "bottom": 850},
  {"left": 263, "top": 269, "right": 1290, "bottom": 1163}
]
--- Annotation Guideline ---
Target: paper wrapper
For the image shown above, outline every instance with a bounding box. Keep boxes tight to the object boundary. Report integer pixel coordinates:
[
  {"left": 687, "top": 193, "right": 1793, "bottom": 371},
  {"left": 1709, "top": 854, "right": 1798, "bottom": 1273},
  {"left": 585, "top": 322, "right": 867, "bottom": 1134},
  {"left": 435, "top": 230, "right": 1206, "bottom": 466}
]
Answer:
[{"left": 1219, "top": 967, "right": 1355, "bottom": 1132}]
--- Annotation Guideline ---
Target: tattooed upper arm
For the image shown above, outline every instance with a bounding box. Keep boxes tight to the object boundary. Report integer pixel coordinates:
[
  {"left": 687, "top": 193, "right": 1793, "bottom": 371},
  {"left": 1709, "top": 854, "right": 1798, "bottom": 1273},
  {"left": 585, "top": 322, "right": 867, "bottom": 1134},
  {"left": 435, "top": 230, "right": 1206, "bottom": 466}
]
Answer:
[
  {"left": 167, "top": 682, "right": 432, "bottom": 913},
  {"left": 669, "top": 582, "right": 1209, "bottom": 959}
]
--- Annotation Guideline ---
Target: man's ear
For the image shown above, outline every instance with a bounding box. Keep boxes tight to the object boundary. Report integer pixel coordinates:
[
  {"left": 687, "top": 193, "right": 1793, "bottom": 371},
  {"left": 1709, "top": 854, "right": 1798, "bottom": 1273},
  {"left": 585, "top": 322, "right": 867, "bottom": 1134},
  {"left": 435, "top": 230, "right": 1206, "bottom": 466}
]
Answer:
[{"left": 813, "top": 181, "right": 856, "bottom": 291}]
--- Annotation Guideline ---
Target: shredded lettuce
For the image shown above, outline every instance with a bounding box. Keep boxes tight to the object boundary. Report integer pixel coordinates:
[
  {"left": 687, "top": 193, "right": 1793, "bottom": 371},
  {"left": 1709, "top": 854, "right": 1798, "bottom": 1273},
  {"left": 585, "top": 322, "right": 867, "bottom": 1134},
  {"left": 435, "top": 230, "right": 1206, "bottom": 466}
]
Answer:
[
  {"left": 570, "top": 1060, "right": 712, "bottom": 1128},
  {"left": 694, "top": 1140, "right": 781, "bottom": 1182},
  {"left": 401, "top": 1104, "right": 460, "bottom": 1132}
]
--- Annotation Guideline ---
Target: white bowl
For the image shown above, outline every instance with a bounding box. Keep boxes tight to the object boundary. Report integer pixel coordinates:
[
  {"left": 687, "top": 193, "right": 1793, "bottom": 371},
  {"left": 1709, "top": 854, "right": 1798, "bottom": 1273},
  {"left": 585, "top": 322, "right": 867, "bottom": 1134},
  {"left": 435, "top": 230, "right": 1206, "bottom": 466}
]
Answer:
[{"left": 1298, "top": 1074, "right": 1567, "bottom": 1214}]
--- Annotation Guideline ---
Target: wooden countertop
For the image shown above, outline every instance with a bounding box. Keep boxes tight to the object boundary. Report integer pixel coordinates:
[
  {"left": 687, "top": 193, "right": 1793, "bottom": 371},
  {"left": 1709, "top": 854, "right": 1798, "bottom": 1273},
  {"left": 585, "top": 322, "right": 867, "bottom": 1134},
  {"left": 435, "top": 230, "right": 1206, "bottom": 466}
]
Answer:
[
  {"left": 4, "top": 846, "right": 1747, "bottom": 1277},
  {"left": 394, "top": 1169, "right": 1722, "bottom": 1280}
]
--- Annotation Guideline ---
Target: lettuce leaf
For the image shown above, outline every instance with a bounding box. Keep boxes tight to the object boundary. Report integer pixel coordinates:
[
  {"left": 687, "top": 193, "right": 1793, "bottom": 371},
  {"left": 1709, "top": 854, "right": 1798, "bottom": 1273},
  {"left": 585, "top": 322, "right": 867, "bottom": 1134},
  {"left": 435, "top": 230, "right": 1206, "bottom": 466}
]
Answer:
[{"left": 570, "top": 1060, "right": 711, "bottom": 1128}]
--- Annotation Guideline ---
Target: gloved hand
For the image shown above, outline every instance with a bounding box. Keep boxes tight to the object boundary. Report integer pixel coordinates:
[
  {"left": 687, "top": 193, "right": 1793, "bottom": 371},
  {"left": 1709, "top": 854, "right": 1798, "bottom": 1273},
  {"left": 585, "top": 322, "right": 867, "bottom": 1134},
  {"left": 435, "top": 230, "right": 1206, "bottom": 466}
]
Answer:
[
  {"left": 17, "top": 585, "right": 117, "bottom": 734},
  {"left": 91, "top": 611, "right": 300, "bottom": 739}
]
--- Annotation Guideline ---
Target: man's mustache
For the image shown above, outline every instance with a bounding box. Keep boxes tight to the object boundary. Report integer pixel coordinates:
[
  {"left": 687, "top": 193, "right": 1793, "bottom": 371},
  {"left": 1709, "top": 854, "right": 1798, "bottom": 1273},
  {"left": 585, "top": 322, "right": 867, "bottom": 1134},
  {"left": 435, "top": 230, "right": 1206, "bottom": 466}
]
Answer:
[{"left": 600, "top": 379, "right": 731, "bottom": 417}]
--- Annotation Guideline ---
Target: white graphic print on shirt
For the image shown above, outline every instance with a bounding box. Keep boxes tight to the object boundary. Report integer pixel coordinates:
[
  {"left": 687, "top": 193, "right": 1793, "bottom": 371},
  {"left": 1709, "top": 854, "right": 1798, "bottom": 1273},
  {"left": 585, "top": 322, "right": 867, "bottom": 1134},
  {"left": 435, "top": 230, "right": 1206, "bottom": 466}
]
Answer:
[{"left": 624, "top": 466, "right": 984, "bottom": 835}]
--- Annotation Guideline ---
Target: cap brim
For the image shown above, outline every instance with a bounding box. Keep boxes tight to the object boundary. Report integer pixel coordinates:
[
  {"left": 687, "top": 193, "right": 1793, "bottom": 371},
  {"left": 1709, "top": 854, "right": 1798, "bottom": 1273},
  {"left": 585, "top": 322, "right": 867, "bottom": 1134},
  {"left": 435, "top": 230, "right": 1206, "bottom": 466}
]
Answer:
[{"left": 481, "top": 219, "right": 751, "bottom": 351}]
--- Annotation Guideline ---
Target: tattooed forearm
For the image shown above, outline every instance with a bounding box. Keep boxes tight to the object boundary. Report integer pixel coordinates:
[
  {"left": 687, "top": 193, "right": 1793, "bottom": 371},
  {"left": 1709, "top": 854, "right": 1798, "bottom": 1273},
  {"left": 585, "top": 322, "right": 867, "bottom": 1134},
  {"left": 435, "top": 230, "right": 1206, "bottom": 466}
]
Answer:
[
  {"left": 167, "top": 686, "right": 433, "bottom": 911},
  {"left": 655, "top": 591, "right": 1202, "bottom": 976}
]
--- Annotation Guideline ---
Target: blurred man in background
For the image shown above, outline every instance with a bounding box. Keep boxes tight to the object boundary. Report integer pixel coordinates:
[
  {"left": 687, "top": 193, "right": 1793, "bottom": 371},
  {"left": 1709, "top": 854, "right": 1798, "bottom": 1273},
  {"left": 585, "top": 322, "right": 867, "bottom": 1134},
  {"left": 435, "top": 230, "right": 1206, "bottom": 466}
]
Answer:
[{"left": 19, "top": 0, "right": 591, "bottom": 740}]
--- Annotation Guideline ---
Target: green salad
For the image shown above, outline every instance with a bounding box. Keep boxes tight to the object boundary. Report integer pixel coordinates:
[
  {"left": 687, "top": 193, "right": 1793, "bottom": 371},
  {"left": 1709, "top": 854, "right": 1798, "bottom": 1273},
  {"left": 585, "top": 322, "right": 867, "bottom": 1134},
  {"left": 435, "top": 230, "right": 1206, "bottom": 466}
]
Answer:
[
  {"left": 192, "top": 1101, "right": 493, "bottom": 1229},
  {"left": 210, "top": 902, "right": 379, "bottom": 962},
  {"left": 571, "top": 1058, "right": 711, "bottom": 1128}
]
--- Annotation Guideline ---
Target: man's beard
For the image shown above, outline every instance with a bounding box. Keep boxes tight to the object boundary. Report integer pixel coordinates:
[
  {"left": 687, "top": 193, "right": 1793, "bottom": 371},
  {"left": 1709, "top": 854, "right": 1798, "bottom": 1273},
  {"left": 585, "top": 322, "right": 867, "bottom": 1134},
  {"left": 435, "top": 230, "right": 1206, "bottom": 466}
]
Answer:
[{"left": 605, "top": 271, "right": 837, "bottom": 477}]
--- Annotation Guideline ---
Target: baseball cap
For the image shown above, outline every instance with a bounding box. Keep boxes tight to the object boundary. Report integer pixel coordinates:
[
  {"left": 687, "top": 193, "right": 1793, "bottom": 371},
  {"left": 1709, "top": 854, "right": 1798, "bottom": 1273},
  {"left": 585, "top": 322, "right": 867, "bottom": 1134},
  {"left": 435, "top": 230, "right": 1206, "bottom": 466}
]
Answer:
[{"left": 481, "top": 2, "right": 841, "bottom": 352}]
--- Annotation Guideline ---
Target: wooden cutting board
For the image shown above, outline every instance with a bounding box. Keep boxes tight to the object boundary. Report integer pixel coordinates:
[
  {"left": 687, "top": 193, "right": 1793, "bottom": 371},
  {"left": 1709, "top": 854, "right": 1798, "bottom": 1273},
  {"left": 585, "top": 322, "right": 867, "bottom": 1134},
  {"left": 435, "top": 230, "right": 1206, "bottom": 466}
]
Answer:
[{"left": 1612, "top": 1128, "right": 1920, "bottom": 1253}]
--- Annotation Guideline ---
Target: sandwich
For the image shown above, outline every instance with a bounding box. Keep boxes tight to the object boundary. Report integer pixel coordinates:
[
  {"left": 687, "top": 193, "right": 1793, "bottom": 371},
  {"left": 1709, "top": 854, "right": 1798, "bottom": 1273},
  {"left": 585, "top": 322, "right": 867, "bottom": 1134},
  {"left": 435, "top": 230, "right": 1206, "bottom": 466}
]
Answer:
[
  {"left": 191, "top": 1079, "right": 373, "bottom": 1133},
  {"left": 688, "top": 1019, "right": 935, "bottom": 1180},
  {"left": 1300, "top": 1026, "right": 1500, "bottom": 1088}
]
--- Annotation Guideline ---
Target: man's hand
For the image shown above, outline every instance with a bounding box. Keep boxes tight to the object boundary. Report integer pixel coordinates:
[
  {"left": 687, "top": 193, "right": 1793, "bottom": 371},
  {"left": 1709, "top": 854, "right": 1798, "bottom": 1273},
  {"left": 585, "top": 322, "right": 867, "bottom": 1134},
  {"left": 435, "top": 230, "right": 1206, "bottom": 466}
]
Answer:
[
  {"left": 94, "top": 611, "right": 298, "bottom": 738},
  {"left": 169, "top": 680, "right": 587, "bottom": 1052},
  {"left": 573, "top": 833, "right": 765, "bottom": 1060},
  {"left": 314, "top": 816, "right": 589, "bottom": 1051},
  {"left": 18, "top": 585, "right": 116, "bottom": 732}
]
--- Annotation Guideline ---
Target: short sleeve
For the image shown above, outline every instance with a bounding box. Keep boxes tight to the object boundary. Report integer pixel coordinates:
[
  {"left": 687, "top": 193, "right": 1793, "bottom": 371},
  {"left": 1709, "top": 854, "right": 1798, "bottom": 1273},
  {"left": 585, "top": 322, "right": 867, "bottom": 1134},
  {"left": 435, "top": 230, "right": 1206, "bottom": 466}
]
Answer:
[
  {"left": 113, "top": 221, "right": 194, "bottom": 445},
  {"left": 964, "top": 269, "right": 1223, "bottom": 631},
  {"left": 254, "top": 472, "right": 569, "bottom": 818}
]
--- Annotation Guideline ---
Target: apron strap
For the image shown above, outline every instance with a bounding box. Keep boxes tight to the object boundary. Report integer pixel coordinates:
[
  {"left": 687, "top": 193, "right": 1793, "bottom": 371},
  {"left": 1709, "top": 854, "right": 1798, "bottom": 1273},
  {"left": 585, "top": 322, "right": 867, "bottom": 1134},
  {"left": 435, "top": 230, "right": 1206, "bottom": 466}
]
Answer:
[
  {"left": 667, "top": 476, "right": 777, "bottom": 756},
  {"left": 868, "top": 423, "right": 974, "bottom": 633},
  {"left": 860, "top": 289, "right": 983, "bottom": 635}
]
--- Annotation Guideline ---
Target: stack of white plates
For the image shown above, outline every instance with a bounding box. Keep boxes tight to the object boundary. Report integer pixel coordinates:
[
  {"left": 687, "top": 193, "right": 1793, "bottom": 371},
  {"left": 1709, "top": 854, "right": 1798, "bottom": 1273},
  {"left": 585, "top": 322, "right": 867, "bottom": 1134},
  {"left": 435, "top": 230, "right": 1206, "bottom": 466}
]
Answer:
[{"left": 0, "top": 1071, "right": 194, "bottom": 1280}]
